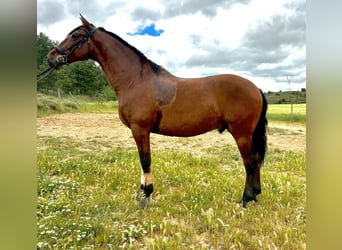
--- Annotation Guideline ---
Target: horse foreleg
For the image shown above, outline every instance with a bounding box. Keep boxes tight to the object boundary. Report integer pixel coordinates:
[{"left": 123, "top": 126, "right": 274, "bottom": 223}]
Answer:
[
  {"left": 136, "top": 150, "right": 154, "bottom": 208},
  {"left": 131, "top": 125, "right": 153, "bottom": 208}
]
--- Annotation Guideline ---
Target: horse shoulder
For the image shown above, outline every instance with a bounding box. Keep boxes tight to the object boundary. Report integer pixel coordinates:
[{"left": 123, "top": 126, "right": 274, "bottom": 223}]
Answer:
[{"left": 151, "top": 76, "right": 177, "bottom": 106}]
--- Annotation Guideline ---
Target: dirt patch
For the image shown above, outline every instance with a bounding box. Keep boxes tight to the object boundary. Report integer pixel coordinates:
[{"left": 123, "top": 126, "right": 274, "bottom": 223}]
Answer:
[{"left": 37, "top": 113, "right": 306, "bottom": 153}]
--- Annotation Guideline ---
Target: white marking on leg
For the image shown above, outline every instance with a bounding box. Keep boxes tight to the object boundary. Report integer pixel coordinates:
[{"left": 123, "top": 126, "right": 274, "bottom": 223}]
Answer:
[
  {"left": 141, "top": 170, "right": 144, "bottom": 186},
  {"left": 141, "top": 171, "right": 153, "bottom": 186}
]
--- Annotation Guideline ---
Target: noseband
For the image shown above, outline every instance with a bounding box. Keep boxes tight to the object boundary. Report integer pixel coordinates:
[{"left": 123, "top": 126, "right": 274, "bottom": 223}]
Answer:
[{"left": 53, "top": 26, "right": 97, "bottom": 66}]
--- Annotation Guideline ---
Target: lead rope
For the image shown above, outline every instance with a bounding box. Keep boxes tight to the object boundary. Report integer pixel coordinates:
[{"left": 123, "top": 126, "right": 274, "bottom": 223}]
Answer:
[{"left": 37, "top": 66, "right": 54, "bottom": 82}]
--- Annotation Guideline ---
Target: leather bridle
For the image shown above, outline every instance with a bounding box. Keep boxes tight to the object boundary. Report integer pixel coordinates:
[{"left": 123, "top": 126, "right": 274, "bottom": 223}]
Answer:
[
  {"left": 37, "top": 26, "right": 97, "bottom": 81},
  {"left": 53, "top": 26, "right": 97, "bottom": 67}
]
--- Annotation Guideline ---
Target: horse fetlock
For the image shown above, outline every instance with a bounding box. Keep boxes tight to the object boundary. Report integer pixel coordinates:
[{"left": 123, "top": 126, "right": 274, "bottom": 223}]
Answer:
[
  {"left": 141, "top": 173, "right": 154, "bottom": 186},
  {"left": 136, "top": 184, "right": 153, "bottom": 198},
  {"left": 253, "top": 185, "right": 261, "bottom": 195},
  {"left": 143, "top": 183, "right": 154, "bottom": 196}
]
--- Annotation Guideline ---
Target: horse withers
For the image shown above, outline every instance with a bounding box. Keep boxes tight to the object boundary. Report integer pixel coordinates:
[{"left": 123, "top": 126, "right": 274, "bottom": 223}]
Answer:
[{"left": 47, "top": 15, "right": 267, "bottom": 208}]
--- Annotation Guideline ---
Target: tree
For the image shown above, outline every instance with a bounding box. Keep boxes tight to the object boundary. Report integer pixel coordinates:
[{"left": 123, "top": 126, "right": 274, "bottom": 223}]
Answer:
[
  {"left": 67, "top": 61, "right": 107, "bottom": 96},
  {"left": 37, "top": 32, "right": 55, "bottom": 67},
  {"left": 37, "top": 33, "right": 57, "bottom": 91}
]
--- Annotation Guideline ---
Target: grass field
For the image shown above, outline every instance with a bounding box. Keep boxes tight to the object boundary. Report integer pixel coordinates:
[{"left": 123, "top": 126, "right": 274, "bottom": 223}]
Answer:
[
  {"left": 37, "top": 97, "right": 306, "bottom": 249},
  {"left": 267, "top": 104, "right": 306, "bottom": 123},
  {"left": 37, "top": 93, "right": 118, "bottom": 117},
  {"left": 37, "top": 93, "right": 306, "bottom": 124}
]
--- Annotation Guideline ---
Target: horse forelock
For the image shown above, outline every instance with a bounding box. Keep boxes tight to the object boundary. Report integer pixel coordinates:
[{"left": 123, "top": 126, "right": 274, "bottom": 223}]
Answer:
[{"left": 68, "top": 25, "right": 85, "bottom": 36}]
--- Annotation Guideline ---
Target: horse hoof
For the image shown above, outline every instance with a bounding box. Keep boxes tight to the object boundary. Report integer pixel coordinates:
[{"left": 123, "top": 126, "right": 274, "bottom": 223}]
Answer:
[
  {"left": 136, "top": 188, "right": 151, "bottom": 209},
  {"left": 239, "top": 195, "right": 258, "bottom": 208},
  {"left": 139, "top": 196, "right": 151, "bottom": 209}
]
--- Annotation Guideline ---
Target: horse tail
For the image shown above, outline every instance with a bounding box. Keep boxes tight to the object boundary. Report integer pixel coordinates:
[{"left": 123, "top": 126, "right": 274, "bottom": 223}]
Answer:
[{"left": 252, "top": 90, "right": 268, "bottom": 164}]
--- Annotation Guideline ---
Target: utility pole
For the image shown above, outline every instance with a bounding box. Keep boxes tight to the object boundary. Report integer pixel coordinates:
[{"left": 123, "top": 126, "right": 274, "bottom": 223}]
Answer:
[{"left": 287, "top": 75, "right": 294, "bottom": 120}]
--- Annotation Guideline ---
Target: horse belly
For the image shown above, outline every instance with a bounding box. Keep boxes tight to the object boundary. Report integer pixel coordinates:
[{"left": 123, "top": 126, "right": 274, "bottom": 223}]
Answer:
[{"left": 156, "top": 107, "right": 223, "bottom": 137}]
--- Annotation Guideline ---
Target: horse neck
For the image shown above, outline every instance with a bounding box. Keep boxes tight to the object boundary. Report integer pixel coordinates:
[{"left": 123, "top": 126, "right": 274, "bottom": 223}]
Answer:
[{"left": 90, "top": 30, "right": 145, "bottom": 94}]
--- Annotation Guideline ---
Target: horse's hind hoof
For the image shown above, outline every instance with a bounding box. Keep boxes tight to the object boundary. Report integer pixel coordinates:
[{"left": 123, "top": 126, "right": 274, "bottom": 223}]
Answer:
[
  {"left": 240, "top": 191, "right": 258, "bottom": 208},
  {"left": 239, "top": 199, "right": 257, "bottom": 208}
]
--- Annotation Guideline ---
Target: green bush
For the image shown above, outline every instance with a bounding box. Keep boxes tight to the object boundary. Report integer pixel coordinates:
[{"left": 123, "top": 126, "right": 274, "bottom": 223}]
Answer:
[{"left": 101, "top": 85, "right": 117, "bottom": 101}]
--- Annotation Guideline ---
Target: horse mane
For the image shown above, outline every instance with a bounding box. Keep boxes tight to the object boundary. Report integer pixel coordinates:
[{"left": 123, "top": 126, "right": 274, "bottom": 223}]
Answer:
[{"left": 98, "top": 27, "right": 161, "bottom": 75}]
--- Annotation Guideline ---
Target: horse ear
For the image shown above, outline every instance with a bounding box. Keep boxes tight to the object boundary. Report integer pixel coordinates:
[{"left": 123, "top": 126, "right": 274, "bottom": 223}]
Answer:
[{"left": 79, "top": 14, "right": 93, "bottom": 30}]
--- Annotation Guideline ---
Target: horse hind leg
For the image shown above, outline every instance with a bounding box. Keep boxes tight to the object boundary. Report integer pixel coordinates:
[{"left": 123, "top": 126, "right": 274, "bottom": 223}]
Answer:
[
  {"left": 240, "top": 96, "right": 268, "bottom": 207},
  {"left": 234, "top": 135, "right": 262, "bottom": 207},
  {"left": 230, "top": 96, "right": 267, "bottom": 207},
  {"left": 242, "top": 150, "right": 262, "bottom": 207}
]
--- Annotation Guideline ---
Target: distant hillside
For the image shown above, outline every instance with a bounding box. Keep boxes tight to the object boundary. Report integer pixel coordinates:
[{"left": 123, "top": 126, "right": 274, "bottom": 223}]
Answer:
[{"left": 264, "top": 89, "right": 306, "bottom": 104}]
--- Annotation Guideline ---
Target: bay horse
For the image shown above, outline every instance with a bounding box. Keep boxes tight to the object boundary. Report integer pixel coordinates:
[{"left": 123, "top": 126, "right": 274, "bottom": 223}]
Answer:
[{"left": 47, "top": 15, "right": 267, "bottom": 208}]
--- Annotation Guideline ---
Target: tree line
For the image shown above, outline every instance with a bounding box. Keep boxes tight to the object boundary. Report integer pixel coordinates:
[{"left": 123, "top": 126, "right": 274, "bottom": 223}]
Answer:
[{"left": 37, "top": 32, "right": 116, "bottom": 100}]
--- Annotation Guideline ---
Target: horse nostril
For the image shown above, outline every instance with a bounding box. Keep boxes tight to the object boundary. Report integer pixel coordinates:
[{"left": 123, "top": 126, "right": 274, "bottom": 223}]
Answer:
[{"left": 47, "top": 58, "right": 58, "bottom": 69}]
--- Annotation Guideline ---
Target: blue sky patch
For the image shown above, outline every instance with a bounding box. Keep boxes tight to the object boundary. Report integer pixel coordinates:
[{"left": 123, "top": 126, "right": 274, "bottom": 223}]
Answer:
[{"left": 128, "top": 23, "right": 164, "bottom": 37}]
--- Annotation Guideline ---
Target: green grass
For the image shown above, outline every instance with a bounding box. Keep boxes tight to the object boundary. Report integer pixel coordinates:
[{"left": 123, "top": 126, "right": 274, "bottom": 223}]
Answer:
[
  {"left": 37, "top": 94, "right": 306, "bottom": 248},
  {"left": 267, "top": 104, "right": 306, "bottom": 123},
  {"left": 37, "top": 93, "right": 117, "bottom": 117},
  {"left": 37, "top": 136, "right": 305, "bottom": 249}
]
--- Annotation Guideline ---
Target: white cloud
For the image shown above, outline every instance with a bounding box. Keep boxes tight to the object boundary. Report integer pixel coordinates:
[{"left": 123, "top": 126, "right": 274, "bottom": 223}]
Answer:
[{"left": 37, "top": 0, "right": 306, "bottom": 91}]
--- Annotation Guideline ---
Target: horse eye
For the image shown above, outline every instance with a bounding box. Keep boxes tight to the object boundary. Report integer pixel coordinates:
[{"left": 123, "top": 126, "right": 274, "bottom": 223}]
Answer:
[{"left": 71, "top": 34, "right": 79, "bottom": 39}]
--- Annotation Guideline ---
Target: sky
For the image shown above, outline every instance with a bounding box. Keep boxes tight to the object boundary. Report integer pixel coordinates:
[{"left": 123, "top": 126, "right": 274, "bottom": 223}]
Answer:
[{"left": 37, "top": 0, "right": 306, "bottom": 92}]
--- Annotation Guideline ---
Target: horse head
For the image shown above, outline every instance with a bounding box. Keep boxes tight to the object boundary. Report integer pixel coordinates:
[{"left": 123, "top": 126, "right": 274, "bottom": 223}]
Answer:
[{"left": 47, "top": 14, "right": 97, "bottom": 69}]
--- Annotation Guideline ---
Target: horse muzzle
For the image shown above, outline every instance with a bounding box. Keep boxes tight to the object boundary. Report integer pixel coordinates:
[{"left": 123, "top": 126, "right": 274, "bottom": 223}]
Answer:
[{"left": 48, "top": 55, "right": 67, "bottom": 69}]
